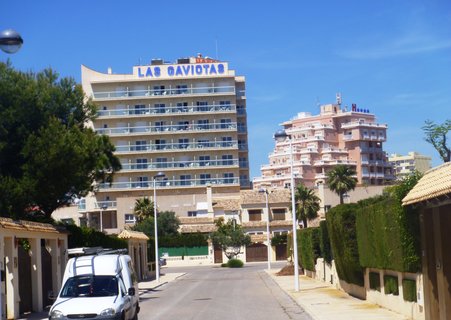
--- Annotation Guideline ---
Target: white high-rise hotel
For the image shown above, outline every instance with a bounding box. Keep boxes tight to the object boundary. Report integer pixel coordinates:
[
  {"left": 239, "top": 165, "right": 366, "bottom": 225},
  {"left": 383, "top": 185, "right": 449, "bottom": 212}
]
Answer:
[{"left": 78, "top": 55, "right": 250, "bottom": 232}]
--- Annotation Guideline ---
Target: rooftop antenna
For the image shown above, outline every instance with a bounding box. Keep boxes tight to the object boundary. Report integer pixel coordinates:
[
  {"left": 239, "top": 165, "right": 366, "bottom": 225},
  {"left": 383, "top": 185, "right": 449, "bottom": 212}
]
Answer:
[{"left": 336, "top": 92, "right": 342, "bottom": 106}]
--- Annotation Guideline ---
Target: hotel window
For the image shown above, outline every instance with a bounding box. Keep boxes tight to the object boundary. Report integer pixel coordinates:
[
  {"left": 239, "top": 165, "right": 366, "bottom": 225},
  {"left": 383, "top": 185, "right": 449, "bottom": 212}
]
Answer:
[
  {"left": 156, "top": 157, "right": 167, "bottom": 168},
  {"left": 137, "top": 176, "right": 149, "bottom": 188},
  {"left": 219, "top": 100, "right": 231, "bottom": 110},
  {"left": 180, "top": 175, "right": 191, "bottom": 186},
  {"left": 197, "top": 101, "right": 209, "bottom": 112},
  {"left": 178, "top": 121, "right": 189, "bottom": 131},
  {"left": 154, "top": 103, "right": 165, "bottom": 113},
  {"left": 153, "top": 85, "right": 165, "bottom": 95},
  {"left": 178, "top": 138, "right": 189, "bottom": 149},
  {"left": 222, "top": 136, "right": 233, "bottom": 147},
  {"left": 200, "top": 174, "right": 211, "bottom": 185},
  {"left": 199, "top": 155, "right": 210, "bottom": 166},
  {"left": 223, "top": 172, "right": 234, "bottom": 183},
  {"left": 222, "top": 154, "right": 233, "bottom": 166},
  {"left": 125, "top": 214, "right": 136, "bottom": 223},
  {"left": 197, "top": 119, "right": 209, "bottom": 130},
  {"left": 176, "top": 84, "right": 188, "bottom": 94},
  {"left": 155, "top": 121, "right": 165, "bottom": 131},
  {"left": 198, "top": 139, "right": 209, "bottom": 148},
  {"left": 237, "top": 105, "right": 245, "bottom": 115},
  {"left": 135, "top": 140, "right": 146, "bottom": 151},
  {"left": 134, "top": 104, "right": 146, "bottom": 115},
  {"left": 248, "top": 209, "right": 262, "bottom": 221},
  {"left": 155, "top": 139, "right": 166, "bottom": 150},
  {"left": 176, "top": 102, "right": 188, "bottom": 112},
  {"left": 136, "top": 158, "right": 148, "bottom": 169},
  {"left": 188, "top": 211, "right": 197, "bottom": 217},
  {"left": 272, "top": 209, "right": 286, "bottom": 221},
  {"left": 220, "top": 119, "right": 232, "bottom": 129}
]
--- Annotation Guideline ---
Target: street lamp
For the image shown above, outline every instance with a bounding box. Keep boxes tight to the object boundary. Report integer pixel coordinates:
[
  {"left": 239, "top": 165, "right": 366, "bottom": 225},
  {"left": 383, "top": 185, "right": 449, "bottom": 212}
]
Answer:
[
  {"left": 259, "top": 188, "right": 271, "bottom": 272},
  {"left": 153, "top": 172, "right": 165, "bottom": 282},
  {"left": 0, "top": 29, "right": 23, "bottom": 54},
  {"left": 274, "top": 129, "right": 300, "bottom": 292}
]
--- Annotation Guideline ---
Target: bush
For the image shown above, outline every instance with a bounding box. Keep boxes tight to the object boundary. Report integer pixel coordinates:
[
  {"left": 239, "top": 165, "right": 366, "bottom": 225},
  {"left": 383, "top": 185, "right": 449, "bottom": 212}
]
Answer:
[
  {"left": 369, "top": 272, "right": 381, "bottom": 291},
  {"left": 319, "top": 220, "right": 332, "bottom": 264},
  {"left": 402, "top": 279, "right": 417, "bottom": 302},
  {"left": 299, "top": 227, "right": 320, "bottom": 271},
  {"left": 326, "top": 204, "right": 364, "bottom": 286},
  {"left": 384, "top": 275, "right": 399, "bottom": 295},
  {"left": 226, "top": 259, "right": 244, "bottom": 268},
  {"left": 65, "top": 224, "right": 127, "bottom": 249}
]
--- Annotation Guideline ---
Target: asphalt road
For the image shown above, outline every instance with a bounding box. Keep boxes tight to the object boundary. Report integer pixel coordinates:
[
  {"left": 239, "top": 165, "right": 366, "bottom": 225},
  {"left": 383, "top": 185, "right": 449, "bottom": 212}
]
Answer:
[{"left": 138, "top": 262, "right": 313, "bottom": 320}]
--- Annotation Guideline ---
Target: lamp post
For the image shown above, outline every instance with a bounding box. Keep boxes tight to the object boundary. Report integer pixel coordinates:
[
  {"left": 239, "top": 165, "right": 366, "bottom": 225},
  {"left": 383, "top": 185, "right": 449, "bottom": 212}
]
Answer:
[
  {"left": 259, "top": 188, "right": 271, "bottom": 271},
  {"left": 153, "top": 172, "right": 165, "bottom": 282},
  {"left": 274, "top": 129, "right": 299, "bottom": 292},
  {"left": 0, "top": 29, "right": 23, "bottom": 54}
]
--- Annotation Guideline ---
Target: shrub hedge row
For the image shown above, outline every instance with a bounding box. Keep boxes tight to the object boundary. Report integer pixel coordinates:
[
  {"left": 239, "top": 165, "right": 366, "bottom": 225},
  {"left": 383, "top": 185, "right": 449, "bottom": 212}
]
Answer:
[
  {"left": 66, "top": 224, "right": 127, "bottom": 249},
  {"left": 384, "top": 275, "right": 399, "bottom": 295},
  {"left": 159, "top": 232, "right": 208, "bottom": 247},
  {"left": 319, "top": 220, "right": 332, "bottom": 264},
  {"left": 299, "top": 227, "right": 320, "bottom": 271},
  {"left": 326, "top": 204, "right": 364, "bottom": 286},
  {"left": 356, "top": 195, "right": 421, "bottom": 273},
  {"left": 402, "top": 279, "right": 417, "bottom": 302}
]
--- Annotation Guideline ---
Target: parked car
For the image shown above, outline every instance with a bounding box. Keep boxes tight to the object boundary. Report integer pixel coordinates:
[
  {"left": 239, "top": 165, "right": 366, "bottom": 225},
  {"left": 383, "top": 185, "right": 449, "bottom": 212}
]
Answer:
[{"left": 49, "top": 248, "right": 140, "bottom": 320}]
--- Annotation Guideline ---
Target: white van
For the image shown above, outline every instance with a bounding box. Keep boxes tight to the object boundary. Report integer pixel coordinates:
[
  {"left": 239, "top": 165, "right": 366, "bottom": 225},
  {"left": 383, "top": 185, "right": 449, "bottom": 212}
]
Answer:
[{"left": 49, "top": 248, "right": 140, "bottom": 320}]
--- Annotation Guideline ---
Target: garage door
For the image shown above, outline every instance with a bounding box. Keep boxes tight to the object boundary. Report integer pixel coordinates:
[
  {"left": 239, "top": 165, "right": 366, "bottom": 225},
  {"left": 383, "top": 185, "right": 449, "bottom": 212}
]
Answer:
[{"left": 246, "top": 243, "right": 268, "bottom": 262}]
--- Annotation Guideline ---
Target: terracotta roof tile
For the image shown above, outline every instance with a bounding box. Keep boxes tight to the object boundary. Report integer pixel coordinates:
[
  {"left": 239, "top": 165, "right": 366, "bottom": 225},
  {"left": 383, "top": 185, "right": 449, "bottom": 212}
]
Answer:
[
  {"left": 118, "top": 230, "right": 149, "bottom": 240},
  {"left": 0, "top": 218, "right": 62, "bottom": 233},
  {"left": 241, "top": 189, "right": 291, "bottom": 205},
  {"left": 403, "top": 162, "right": 451, "bottom": 206},
  {"left": 180, "top": 224, "right": 217, "bottom": 233},
  {"left": 179, "top": 217, "right": 215, "bottom": 225}
]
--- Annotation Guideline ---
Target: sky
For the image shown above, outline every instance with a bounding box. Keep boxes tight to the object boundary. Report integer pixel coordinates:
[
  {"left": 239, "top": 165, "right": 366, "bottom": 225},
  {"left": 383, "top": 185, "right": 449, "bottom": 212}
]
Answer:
[{"left": 1, "top": 0, "right": 450, "bottom": 179}]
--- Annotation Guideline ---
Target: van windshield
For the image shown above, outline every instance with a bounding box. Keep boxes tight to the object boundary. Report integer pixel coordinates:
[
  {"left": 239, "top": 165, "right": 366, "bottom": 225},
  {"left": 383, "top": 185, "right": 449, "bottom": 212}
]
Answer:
[{"left": 60, "top": 275, "right": 118, "bottom": 298}]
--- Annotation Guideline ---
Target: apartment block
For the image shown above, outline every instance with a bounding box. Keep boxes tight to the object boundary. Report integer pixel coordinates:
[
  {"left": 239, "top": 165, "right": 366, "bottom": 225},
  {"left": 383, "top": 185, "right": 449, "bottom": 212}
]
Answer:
[
  {"left": 66, "top": 55, "right": 250, "bottom": 233},
  {"left": 389, "top": 151, "right": 432, "bottom": 179},
  {"left": 254, "top": 100, "right": 394, "bottom": 189}
]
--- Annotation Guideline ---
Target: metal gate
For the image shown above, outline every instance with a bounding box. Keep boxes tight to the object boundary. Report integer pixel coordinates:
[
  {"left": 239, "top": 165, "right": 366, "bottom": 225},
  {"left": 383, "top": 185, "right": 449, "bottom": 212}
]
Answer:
[
  {"left": 18, "top": 243, "right": 32, "bottom": 315},
  {"left": 275, "top": 244, "right": 287, "bottom": 261},
  {"left": 246, "top": 243, "right": 268, "bottom": 262}
]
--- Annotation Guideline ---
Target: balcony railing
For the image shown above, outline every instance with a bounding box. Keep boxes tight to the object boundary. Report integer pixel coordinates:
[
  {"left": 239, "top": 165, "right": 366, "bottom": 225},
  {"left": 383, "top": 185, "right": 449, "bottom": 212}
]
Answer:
[
  {"left": 341, "top": 121, "right": 387, "bottom": 129},
  {"left": 96, "top": 122, "right": 237, "bottom": 136},
  {"left": 97, "top": 103, "right": 236, "bottom": 117},
  {"left": 98, "top": 177, "right": 240, "bottom": 190},
  {"left": 120, "top": 159, "right": 239, "bottom": 171},
  {"left": 115, "top": 140, "right": 238, "bottom": 153},
  {"left": 95, "top": 201, "right": 117, "bottom": 209},
  {"left": 92, "top": 85, "right": 236, "bottom": 100}
]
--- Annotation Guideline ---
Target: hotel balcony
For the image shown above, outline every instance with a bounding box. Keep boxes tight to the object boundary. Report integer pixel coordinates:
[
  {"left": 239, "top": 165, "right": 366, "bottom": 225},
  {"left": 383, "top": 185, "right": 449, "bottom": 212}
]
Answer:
[
  {"left": 321, "top": 147, "right": 348, "bottom": 154},
  {"left": 114, "top": 140, "right": 239, "bottom": 154},
  {"left": 119, "top": 158, "right": 239, "bottom": 172},
  {"left": 341, "top": 121, "right": 388, "bottom": 129},
  {"left": 313, "top": 159, "right": 357, "bottom": 166},
  {"left": 96, "top": 122, "right": 237, "bottom": 137},
  {"left": 98, "top": 177, "right": 240, "bottom": 191},
  {"left": 92, "top": 85, "right": 237, "bottom": 101},
  {"left": 260, "top": 160, "right": 311, "bottom": 171},
  {"left": 97, "top": 103, "right": 236, "bottom": 119}
]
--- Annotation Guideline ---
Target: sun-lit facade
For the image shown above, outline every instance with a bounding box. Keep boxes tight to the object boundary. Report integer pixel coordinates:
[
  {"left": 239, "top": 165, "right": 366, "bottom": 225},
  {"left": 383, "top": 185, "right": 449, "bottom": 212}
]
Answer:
[
  {"left": 74, "top": 55, "right": 249, "bottom": 233},
  {"left": 254, "top": 100, "right": 394, "bottom": 189}
]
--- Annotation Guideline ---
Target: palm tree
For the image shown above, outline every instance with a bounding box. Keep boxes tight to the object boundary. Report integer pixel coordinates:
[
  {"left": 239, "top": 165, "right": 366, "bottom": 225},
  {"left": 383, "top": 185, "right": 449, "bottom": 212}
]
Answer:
[
  {"left": 133, "top": 197, "right": 154, "bottom": 222},
  {"left": 295, "top": 184, "right": 320, "bottom": 228},
  {"left": 326, "top": 164, "right": 357, "bottom": 204}
]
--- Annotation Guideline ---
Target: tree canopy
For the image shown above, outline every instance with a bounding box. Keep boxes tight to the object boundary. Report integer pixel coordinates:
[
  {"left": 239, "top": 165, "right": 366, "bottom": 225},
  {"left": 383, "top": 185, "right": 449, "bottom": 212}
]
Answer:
[
  {"left": 0, "top": 62, "right": 121, "bottom": 220},
  {"left": 133, "top": 197, "right": 154, "bottom": 222},
  {"left": 131, "top": 211, "right": 180, "bottom": 238},
  {"left": 210, "top": 217, "right": 251, "bottom": 260},
  {"left": 326, "top": 164, "right": 357, "bottom": 204},
  {"left": 295, "top": 184, "right": 320, "bottom": 227},
  {"left": 422, "top": 119, "right": 451, "bottom": 162}
]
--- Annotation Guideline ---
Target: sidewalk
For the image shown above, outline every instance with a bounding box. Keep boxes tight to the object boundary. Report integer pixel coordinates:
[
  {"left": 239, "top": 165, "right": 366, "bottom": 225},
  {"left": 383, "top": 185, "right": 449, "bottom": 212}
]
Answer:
[{"left": 267, "top": 272, "right": 410, "bottom": 320}]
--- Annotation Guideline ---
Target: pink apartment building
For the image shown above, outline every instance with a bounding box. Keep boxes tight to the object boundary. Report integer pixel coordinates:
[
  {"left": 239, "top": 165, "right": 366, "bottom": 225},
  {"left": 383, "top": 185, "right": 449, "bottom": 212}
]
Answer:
[{"left": 254, "top": 101, "right": 394, "bottom": 189}]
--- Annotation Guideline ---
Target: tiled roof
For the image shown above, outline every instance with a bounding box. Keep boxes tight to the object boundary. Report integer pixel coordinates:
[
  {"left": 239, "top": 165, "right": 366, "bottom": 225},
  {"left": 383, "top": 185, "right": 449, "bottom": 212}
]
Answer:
[
  {"left": 212, "top": 198, "right": 241, "bottom": 211},
  {"left": 118, "top": 230, "right": 149, "bottom": 240},
  {"left": 0, "top": 218, "right": 64, "bottom": 234},
  {"left": 402, "top": 162, "right": 451, "bottom": 206},
  {"left": 180, "top": 224, "right": 217, "bottom": 233},
  {"left": 241, "top": 189, "right": 291, "bottom": 205},
  {"left": 179, "top": 217, "right": 215, "bottom": 225}
]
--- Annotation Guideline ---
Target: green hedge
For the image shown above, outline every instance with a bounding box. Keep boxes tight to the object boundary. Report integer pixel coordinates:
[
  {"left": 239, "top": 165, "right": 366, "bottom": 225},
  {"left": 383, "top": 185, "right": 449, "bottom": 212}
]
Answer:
[
  {"left": 402, "top": 279, "right": 417, "bottom": 302},
  {"left": 160, "top": 232, "right": 208, "bottom": 247},
  {"left": 384, "top": 275, "right": 399, "bottom": 295},
  {"left": 319, "top": 220, "right": 332, "bottom": 264},
  {"left": 356, "top": 195, "right": 421, "bottom": 272},
  {"left": 65, "top": 224, "right": 127, "bottom": 249},
  {"left": 227, "top": 259, "right": 244, "bottom": 268},
  {"left": 369, "top": 272, "right": 381, "bottom": 291},
  {"left": 299, "top": 227, "right": 320, "bottom": 271},
  {"left": 326, "top": 204, "right": 364, "bottom": 286}
]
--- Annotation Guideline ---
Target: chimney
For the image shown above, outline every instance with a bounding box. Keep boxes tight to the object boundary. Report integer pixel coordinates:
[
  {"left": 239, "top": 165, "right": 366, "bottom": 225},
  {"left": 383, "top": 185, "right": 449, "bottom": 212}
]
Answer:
[{"left": 206, "top": 184, "right": 214, "bottom": 216}]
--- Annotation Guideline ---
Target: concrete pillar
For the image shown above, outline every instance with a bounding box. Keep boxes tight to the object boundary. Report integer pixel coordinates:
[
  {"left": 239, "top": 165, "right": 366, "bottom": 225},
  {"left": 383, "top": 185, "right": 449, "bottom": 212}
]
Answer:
[
  {"left": 30, "top": 238, "right": 43, "bottom": 312},
  {"left": 4, "top": 236, "right": 18, "bottom": 319},
  {"left": 48, "top": 239, "right": 61, "bottom": 296}
]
